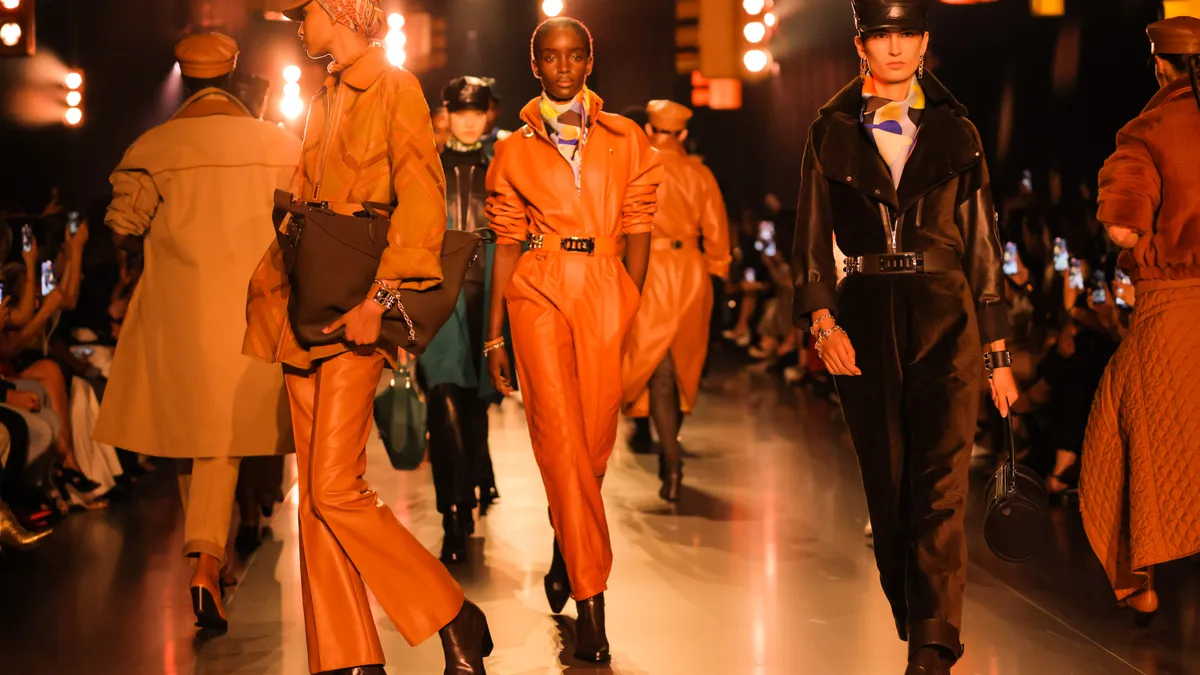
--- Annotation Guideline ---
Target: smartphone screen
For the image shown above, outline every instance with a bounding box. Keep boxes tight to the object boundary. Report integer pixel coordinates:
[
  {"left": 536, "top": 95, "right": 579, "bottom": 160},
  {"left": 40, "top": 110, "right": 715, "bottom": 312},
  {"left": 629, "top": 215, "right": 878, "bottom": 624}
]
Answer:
[
  {"left": 1003, "top": 242, "right": 1019, "bottom": 276},
  {"left": 744, "top": 268, "right": 757, "bottom": 283},
  {"left": 1115, "top": 269, "right": 1132, "bottom": 308},
  {"left": 40, "top": 261, "right": 56, "bottom": 296},
  {"left": 764, "top": 241, "right": 777, "bottom": 258},
  {"left": 68, "top": 211, "right": 80, "bottom": 234},
  {"left": 1068, "top": 258, "right": 1084, "bottom": 290},
  {"left": 1092, "top": 286, "right": 1107, "bottom": 304},
  {"left": 758, "top": 221, "right": 775, "bottom": 244},
  {"left": 0, "top": 282, "right": 5, "bottom": 304},
  {"left": 21, "top": 224, "right": 32, "bottom": 253},
  {"left": 1053, "top": 237, "right": 1068, "bottom": 272}
]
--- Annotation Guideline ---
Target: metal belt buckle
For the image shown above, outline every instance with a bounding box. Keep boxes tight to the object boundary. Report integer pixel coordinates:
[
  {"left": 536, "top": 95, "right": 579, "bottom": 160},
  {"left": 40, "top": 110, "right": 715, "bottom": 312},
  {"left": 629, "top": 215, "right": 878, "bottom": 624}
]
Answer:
[
  {"left": 843, "top": 257, "right": 863, "bottom": 275},
  {"left": 528, "top": 234, "right": 545, "bottom": 250},
  {"left": 561, "top": 237, "right": 595, "bottom": 255}
]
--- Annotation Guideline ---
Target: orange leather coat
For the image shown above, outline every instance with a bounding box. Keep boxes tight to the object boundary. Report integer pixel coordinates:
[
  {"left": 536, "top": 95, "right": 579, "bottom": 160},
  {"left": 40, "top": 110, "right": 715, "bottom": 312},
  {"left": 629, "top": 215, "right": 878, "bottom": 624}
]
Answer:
[
  {"left": 486, "top": 93, "right": 662, "bottom": 601},
  {"left": 243, "top": 47, "right": 447, "bottom": 369},
  {"left": 622, "top": 139, "right": 730, "bottom": 417}
]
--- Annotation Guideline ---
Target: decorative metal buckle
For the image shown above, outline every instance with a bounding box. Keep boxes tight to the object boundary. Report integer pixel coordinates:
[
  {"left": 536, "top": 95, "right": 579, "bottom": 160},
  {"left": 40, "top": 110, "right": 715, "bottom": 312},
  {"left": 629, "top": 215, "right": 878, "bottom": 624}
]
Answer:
[
  {"left": 843, "top": 257, "right": 863, "bottom": 275},
  {"left": 560, "top": 237, "right": 596, "bottom": 255},
  {"left": 529, "top": 234, "right": 545, "bottom": 250},
  {"left": 880, "top": 254, "right": 923, "bottom": 274}
]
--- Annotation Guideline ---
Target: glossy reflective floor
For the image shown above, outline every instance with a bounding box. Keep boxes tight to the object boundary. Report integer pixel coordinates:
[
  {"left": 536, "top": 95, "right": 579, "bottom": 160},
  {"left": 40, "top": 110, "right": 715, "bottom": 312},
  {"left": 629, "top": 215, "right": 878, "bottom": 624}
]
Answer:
[{"left": 4, "top": 362, "right": 1200, "bottom": 674}]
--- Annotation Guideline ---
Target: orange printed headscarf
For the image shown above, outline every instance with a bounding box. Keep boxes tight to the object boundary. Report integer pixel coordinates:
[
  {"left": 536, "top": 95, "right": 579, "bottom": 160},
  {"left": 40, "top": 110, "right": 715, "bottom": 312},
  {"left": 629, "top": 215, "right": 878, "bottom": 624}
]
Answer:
[{"left": 314, "top": 0, "right": 386, "bottom": 40}]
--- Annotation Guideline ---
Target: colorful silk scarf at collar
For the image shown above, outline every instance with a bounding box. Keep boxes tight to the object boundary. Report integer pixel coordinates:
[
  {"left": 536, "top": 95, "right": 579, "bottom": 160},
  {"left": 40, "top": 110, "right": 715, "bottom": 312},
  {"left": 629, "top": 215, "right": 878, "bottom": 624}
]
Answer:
[
  {"left": 541, "top": 87, "right": 592, "bottom": 190},
  {"left": 861, "top": 74, "right": 925, "bottom": 188},
  {"left": 445, "top": 136, "right": 484, "bottom": 153}
]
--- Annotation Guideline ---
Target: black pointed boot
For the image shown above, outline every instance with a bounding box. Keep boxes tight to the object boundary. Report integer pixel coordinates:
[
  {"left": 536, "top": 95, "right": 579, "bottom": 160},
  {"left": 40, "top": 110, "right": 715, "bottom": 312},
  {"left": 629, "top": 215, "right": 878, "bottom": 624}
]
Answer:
[
  {"left": 439, "top": 599, "right": 494, "bottom": 674},
  {"left": 440, "top": 505, "right": 471, "bottom": 565},
  {"left": 574, "top": 593, "right": 611, "bottom": 663},
  {"left": 903, "top": 620, "right": 962, "bottom": 675},
  {"left": 544, "top": 538, "right": 571, "bottom": 614}
]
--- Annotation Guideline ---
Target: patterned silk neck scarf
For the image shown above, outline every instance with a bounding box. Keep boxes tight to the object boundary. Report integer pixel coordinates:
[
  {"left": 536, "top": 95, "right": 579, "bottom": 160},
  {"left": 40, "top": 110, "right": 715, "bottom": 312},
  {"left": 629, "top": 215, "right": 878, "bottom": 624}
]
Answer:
[
  {"left": 445, "top": 136, "right": 484, "bottom": 153},
  {"left": 541, "top": 88, "right": 591, "bottom": 189},
  {"left": 861, "top": 75, "right": 925, "bottom": 188}
]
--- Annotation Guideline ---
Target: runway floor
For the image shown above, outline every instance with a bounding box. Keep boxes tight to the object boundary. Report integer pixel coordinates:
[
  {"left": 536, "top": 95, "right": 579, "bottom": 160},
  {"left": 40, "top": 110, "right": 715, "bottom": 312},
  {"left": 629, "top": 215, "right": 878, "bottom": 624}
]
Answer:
[{"left": 3, "top": 365, "right": 1199, "bottom": 674}]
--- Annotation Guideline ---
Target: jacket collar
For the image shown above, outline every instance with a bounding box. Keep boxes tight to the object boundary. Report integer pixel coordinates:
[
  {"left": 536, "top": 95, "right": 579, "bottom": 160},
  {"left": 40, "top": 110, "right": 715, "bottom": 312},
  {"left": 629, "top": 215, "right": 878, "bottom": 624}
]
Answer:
[
  {"left": 651, "top": 135, "right": 687, "bottom": 156},
  {"left": 816, "top": 71, "right": 980, "bottom": 213},
  {"left": 518, "top": 90, "right": 628, "bottom": 142},
  {"left": 1144, "top": 75, "right": 1195, "bottom": 114},
  {"left": 172, "top": 88, "right": 254, "bottom": 121},
  {"left": 330, "top": 46, "right": 391, "bottom": 92}
]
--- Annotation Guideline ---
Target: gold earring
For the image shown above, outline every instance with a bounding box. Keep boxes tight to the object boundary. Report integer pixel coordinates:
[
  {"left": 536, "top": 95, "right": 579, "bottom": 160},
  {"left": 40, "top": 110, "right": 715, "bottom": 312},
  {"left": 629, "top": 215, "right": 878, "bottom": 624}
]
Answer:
[
  {"left": 918, "top": 54, "right": 925, "bottom": 79},
  {"left": 860, "top": 58, "right": 869, "bottom": 80}
]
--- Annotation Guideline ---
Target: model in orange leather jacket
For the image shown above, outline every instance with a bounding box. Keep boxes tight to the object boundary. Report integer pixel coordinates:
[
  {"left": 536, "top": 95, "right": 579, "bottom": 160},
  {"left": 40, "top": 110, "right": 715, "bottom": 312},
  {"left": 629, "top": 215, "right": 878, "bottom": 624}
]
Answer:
[
  {"left": 621, "top": 99, "right": 730, "bottom": 502},
  {"left": 249, "top": 3, "right": 490, "bottom": 674},
  {"left": 484, "top": 18, "right": 662, "bottom": 665}
]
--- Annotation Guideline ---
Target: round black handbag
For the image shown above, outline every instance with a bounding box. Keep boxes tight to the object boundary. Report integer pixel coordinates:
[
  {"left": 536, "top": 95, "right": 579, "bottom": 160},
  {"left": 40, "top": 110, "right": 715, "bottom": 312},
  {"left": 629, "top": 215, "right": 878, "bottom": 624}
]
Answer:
[{"left": 983, "top": 415, "right": 1049, "bottom": 563}]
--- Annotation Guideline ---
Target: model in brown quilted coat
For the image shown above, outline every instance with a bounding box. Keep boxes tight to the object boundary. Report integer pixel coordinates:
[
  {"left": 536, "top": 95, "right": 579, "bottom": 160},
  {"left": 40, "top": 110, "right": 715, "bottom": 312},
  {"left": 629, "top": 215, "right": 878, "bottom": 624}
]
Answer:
[{"left": 1081, "top": 17, "right": 1200, "bottom": 626}]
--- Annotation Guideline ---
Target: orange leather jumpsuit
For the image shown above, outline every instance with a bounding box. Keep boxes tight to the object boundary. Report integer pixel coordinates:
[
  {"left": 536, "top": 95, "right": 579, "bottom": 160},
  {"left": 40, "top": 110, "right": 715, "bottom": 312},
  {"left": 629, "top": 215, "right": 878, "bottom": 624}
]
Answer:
[
  {"left": 243, "top": 48, "right": 463, "bottom": 673},
  {"left": 485, "top": 93, "right": 662, "bottom": 601},
  {"left": 622, "top": 137, "right": 731, "bottom": 417}
]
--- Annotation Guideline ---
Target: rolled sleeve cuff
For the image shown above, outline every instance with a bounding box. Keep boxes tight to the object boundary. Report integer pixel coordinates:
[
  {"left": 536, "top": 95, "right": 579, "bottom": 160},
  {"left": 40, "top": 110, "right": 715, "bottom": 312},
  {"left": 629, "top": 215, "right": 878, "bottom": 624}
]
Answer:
[
  {"left": 376, "top": 247, "right": 443, "bottom": 291},
  {"left": 977, "top": 302, "right": 1012, "bottom": 345},
  {"left": 791, "top": 281, "right": 837, "bottom": 331}
]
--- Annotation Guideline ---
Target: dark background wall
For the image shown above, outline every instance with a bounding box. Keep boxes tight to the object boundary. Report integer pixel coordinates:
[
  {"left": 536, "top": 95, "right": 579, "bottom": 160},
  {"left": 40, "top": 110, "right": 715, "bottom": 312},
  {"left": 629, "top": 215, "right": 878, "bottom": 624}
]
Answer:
[{"left": 0, "top": 0, "right": 1169, "bottom": 222}]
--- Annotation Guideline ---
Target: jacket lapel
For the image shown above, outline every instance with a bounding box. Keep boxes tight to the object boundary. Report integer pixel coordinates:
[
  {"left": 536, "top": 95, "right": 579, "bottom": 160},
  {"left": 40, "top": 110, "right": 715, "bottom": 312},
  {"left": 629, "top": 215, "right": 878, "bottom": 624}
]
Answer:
[
  {"left": 896, "top": 104, "right": 981, "bottom": 212},
  {"left": 817, "top": 79, "right": 900, "bottom": 210}
]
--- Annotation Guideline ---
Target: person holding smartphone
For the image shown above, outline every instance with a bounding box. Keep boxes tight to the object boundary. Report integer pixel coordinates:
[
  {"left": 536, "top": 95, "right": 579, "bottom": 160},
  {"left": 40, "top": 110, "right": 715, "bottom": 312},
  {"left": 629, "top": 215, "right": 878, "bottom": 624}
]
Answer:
[
  {"left": 1082, "top": 16, "right": 1200, "bottom": 628},
  {"left": 791, "top": 2, "right": 1017, "bottom": 671}
]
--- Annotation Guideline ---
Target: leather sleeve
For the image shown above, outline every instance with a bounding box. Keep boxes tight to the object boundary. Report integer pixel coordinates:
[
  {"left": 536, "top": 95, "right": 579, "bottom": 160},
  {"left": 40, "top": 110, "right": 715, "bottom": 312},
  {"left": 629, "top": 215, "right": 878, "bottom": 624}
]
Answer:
[
  {"left": 1096, "top": 121, "right": 1160, "bottom": 236},
  {"left": 790, "top": 127, "right": 837, "bottom": 330},
  {"left": 957, "top": 128, "right": 1011, "bottom": 345},
  {"left": 484, "top": 137, "right": 530, "bottom": 246},
  {"left": 106, "top": 158, "right": 160, "bottom": 238},
  {"left": 376, "top": 71, "right": 447, "bottom": 290},
  {"left": 698, "top": 164, "right": 732, "bottom": 280},
  {"left": 621, "top": 124, "right": 664, "bottom": 235}
]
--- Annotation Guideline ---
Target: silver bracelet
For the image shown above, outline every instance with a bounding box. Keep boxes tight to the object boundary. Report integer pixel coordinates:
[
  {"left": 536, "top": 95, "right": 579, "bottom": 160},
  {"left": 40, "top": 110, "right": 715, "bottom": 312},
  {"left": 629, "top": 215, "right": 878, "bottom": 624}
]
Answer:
[{"left": 815, "top": 324, "right": 846, "bottom": 357}]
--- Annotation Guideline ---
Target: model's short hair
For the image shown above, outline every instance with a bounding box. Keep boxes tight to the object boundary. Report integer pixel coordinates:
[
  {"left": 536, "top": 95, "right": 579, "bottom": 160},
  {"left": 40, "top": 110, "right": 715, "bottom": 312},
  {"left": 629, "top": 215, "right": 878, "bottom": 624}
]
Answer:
[{"left": 530, "top": 17, "right": 593, "bottom": 61}]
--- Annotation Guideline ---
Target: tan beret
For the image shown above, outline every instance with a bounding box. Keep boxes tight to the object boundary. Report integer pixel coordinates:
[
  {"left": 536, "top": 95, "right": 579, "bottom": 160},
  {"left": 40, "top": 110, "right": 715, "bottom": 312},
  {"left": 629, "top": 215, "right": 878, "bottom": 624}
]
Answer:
[
  {"left": 646, "top": 99, "right": 693, "bottom": 133},
  {"left": 175, "top": 33, "right": 239, "bottom": 79},
  {"left": 1149, "top": 16, "right": 1200, "bottom": 55}
]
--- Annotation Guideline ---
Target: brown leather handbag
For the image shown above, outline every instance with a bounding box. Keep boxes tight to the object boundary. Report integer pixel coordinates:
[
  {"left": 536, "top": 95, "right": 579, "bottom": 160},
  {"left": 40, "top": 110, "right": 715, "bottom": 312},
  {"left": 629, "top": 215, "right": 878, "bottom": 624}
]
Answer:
[{"left": 271, "top": 190, "right": 488, "bottom": 357}]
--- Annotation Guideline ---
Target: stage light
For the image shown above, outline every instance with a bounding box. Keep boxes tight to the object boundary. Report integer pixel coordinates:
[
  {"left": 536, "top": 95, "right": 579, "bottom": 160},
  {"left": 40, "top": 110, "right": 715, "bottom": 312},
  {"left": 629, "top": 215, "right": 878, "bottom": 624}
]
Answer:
[
  {"left": 281, "top": 97, "right": 304, "bottom": 120},
  {"left": 0, "top": 0, "right": 19, "bottom": 10},
  {"left": 743, "top": 48, "right": 769, "bottom": 73},
  {"left": 542, "top": 0, "right": 564, "bottom": 17},
  {"left": 65, "top": 107, "right": 82, "bottom": 126},
  {"left": 744, "top": 21, "right": 766, "bottom": 43},
  {"left": 66, "top": 91, "right": 81, "bottom": 107},
  {"left": 764, "top": 12, "right": 776, "bottom": 27},
  {"left": 65, "top": 71, "right": 82, "bottom": 89},
  {"left": 743, "top": 0, "right": 765, "bottom": 15},
  {"left": 0, "top": 22, "right": 18, "bottom": 47},
  {"left": 283, "top": 65, "right": 301, "bottom": 83},
  {"left": 388, "top": 12, "right": 404, "bottom": 30}
]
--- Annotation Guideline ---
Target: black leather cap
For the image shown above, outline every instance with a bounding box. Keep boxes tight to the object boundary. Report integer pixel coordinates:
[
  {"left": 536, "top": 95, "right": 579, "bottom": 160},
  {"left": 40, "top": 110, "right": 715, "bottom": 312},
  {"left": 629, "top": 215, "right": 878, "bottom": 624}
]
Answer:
[
  {"left": 852, "top": 0, "right": 928, "bottom": 34},
  {"left": 442, "top": 76, "right": 496, "bottom": 113}
]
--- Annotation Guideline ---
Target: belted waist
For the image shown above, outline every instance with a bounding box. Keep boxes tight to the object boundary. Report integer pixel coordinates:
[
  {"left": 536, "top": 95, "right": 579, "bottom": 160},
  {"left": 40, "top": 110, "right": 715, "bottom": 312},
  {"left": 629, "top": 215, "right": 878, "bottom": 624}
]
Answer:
[
  {"left": 843, "top": 250, "right": 961, "bottom": 276},
  {"left": 651, "top": 237, "right": 702, "bottom": 252},
  {"left": 527, "top": 233, "right": 622, "bottom": 256}
]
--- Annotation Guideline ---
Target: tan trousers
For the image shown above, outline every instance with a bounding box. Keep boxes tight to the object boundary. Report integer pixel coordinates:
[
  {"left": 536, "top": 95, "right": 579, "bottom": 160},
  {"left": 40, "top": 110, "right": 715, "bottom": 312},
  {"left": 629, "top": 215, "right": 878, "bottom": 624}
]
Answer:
[
  {"left": 285, "top": 350, "right": 464, "bottom": 673},
  {"left": 177, "top": 456, "right": 242, "bottom": 562}
]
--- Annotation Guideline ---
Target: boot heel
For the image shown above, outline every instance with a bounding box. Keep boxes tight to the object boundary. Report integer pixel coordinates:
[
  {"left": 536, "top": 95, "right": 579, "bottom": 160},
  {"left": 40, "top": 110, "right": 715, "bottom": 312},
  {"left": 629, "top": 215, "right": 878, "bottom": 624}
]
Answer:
[{"left": 191, "top": 586, "right": 229, "bottom": 633}]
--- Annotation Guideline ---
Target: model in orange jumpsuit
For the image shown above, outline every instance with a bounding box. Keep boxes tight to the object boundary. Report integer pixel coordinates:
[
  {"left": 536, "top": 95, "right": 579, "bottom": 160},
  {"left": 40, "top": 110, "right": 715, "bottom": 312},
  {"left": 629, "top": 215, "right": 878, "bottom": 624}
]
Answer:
[
  {"left": 484, "top": 18, "right": 662, "bottom": 664},
  {"left": 621, "top": 100, "right": 730, "bottom": 502},
  {"left": 247, "top": 2, "right": 490, "bottom": 674}
]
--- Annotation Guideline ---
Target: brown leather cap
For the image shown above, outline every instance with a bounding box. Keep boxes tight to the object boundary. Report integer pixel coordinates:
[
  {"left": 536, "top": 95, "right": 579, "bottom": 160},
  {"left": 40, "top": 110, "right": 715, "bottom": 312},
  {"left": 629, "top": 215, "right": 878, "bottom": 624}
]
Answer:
[
  {"left": 1148, "top": 16, "right": 1200, "bottom": 55},
  {"left": 174, "top": 33, "right": 238, "bottom": 79},
  {"left": 852, "top": 0, "right": 928, "bottom": 35},
  {"left": 646, "top": 100, "right": 693, "bottom": 132},
  {"left": 262, "top": 0, "right": 310, "bottom": 21}
]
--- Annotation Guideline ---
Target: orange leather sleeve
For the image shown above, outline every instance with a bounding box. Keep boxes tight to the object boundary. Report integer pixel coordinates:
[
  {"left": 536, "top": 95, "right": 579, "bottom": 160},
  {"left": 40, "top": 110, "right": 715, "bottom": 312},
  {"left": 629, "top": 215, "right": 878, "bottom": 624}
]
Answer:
[
  {"left": 485, "top": 138, "right": 530, "bottom": 245},
  {"left": 622, "top": 127, "right": 664, "bottom": 235},
  {"left": 1097, "top": 124, "right": 1161, "bottom": 237},
  {"left": 376, "top": 73, "right": 448, "bottom": 290},
  {"left": 698, "top": 164, "right": 732, "bottom": 280}
]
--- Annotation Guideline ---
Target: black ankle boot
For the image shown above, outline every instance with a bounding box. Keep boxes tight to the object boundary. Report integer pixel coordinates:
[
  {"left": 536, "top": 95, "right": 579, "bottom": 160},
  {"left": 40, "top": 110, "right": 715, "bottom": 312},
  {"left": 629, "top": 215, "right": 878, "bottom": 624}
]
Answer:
[
  {"left": 544, "top": 538, "right": 571, "bottom": 614},
  {"left": 574, "top": 594, "right": 611, "bottom": 663},
  {"left": 440, "top": 505, "right": 471, "bottom": 565},
  {"left": 903, "top": 620, "right": 962, "bottom": 675},
  {"left": 659, "top": 458, "right": 683, "bottom": 502},
  {"left": 439, "top": 599, "right": 493, "bottom": 674}
]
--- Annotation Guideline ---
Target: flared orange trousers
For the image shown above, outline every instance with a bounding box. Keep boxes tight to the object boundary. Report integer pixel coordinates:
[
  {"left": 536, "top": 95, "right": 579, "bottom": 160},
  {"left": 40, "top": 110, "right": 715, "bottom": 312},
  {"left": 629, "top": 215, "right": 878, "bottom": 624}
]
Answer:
[{"left": 285, "top": 350, "right": 464, "bottom": 673}]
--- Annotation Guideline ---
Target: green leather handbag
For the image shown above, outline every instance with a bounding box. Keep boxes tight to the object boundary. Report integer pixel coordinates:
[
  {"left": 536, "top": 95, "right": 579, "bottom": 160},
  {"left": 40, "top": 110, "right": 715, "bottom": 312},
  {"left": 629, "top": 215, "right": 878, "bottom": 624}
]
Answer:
[{"left": 373, "top": 366, "right": 427, "bottom": 471}]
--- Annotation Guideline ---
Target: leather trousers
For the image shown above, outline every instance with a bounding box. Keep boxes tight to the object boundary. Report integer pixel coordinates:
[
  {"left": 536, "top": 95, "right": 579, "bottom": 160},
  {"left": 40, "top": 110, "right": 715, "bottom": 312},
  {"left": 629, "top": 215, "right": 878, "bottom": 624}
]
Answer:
[
  {"left": 833, "top": 272, "right": 982, "bottom": 637},
  {"left": 285, "top": 351, "right": 464, "bottom": 673},
  {"left": 424, "top": 382, "right": 488, "bottom": 514}
]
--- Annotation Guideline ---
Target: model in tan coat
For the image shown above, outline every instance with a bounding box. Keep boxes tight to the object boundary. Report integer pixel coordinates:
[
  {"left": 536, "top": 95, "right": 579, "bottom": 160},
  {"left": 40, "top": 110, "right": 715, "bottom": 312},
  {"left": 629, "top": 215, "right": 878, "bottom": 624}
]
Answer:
[
  {"left": 621, "top": 100, "right": 730, "bottom": 502},
  {"left": 95, "top": 33, "right": 299, "bottom": 633},
  {"left": 1081, "top": 16, "right": 1200, "bottom": 628}
]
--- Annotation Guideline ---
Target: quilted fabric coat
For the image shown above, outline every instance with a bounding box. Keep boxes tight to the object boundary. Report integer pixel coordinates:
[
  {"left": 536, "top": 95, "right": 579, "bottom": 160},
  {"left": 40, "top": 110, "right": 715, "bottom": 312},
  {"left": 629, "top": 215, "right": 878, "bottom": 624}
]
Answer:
[{"left": 1080, "top": 283, "right": 1200, "bottom": 601}]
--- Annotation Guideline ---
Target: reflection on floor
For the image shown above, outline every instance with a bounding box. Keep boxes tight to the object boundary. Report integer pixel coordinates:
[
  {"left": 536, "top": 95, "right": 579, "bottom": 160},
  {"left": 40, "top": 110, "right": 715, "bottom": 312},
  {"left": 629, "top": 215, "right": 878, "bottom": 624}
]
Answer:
[{"left": 2, "top": 366, "right": 1199, "bottom": 674}]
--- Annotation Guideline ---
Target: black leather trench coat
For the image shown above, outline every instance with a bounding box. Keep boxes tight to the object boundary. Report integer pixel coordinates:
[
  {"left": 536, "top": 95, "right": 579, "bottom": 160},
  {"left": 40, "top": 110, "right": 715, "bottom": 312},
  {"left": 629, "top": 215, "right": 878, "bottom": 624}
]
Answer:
[{"left": 790, "top": 72, "right": 1010, "bottom": 345}]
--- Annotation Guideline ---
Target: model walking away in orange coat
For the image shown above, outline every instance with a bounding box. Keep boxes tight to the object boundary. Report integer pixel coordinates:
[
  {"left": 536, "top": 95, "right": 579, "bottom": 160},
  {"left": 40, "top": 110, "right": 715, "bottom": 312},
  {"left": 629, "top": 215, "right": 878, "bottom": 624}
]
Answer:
[
  {"left": 622, "top": 99, "right": 730, "bottom": 502},
  {"left": 248, "top": 2, "right": 491, "bottom": 674},
  {"left": 1081, "top": 16, "right": 1200, "bottom": 630},
  {"left": 484, "top": 17, "right": 662, "bottom": 664}
]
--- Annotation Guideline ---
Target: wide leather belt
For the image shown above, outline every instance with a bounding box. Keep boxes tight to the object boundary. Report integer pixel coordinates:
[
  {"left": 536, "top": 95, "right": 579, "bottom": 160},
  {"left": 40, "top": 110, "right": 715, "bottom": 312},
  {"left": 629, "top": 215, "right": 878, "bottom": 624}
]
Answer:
[
  {"left": 651, "top": 237, "right": 702, "bottom": 252},
  {"left": 843, "top": 250, "right": 961, "bottom": 276},
  {"left": 527, "top": 233, "right": 622, "bottom": 256}
]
